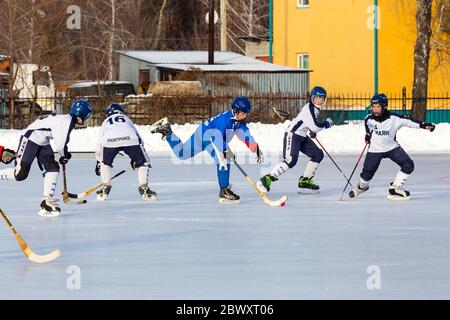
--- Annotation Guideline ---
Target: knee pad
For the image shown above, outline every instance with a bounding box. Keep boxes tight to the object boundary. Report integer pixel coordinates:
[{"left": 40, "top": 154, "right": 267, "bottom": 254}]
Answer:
[
  {"left": 15, "top": 163, "right": 31, "bottom": 181},
  {"left": 44, "top": 157, "right": 60, "bottom": 172},
  {"left": 401, "top": 159, "right": 415, "bottom": 174},
  {"left": 311, "top": 150, "right": 324, "bottom": 163}
]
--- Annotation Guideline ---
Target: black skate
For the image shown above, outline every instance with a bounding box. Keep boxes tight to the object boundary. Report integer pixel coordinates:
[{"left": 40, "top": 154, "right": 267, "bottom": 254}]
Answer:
[
  {"left": 218, "top": 186, "right": 240, "bottom": 204},
  {"left": 38, "top": 197, "right": 61, "bottom": 217},
  {"left": 387, "top": 182, "right": 410, "bottom": 201},
  {"left": 349, "top": 184, "right": 369, "bottom": 198},
  {"left": 96, "top": 184, "right": 112, "bottom": 201},
  {"left": 257, "top": 175, "right": 278, "bottom": 193},
  {"left": 150, "top": 117, "right": 171, "bottom": 140},
  {"left": 138, "top": 184, "right": 157, "bottom": 201},
  {"left": 298, "top": 176, "right": 320, "bottom": 194}
]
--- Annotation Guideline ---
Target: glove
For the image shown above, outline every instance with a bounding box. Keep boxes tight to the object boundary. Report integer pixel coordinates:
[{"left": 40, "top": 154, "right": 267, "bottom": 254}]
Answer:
[
  {"left": 217, "top": 151, "right": 228, "bottom": 171},
  {"left": 420, "top": 122, "right": 436, "bottom": 132},
  {"left": 0, "top": 148, "right": 16, "bottom": 164},
  {"left": 130, "top": 159, "right": 137, "bottom": 170},
  {"left": 95, "top": 161, "right": 101, "bottom": 176},
  {"left": 325, "top": 118, "right": 333, "bottom": 128},
  {"left": 59, "top": 152, "right": 71, "bottom": 165},
  {"left": 223, "top": 149, "right": 235, "bottom": 162},
  {"left": 254, "top": 145, "right": 264, "bottom": 164},
  {"left": 365, "top": 133, "right": 371, "bottom": 144},
  {"left": 309, "top": 131, "right": 317, "bottom": 139}
]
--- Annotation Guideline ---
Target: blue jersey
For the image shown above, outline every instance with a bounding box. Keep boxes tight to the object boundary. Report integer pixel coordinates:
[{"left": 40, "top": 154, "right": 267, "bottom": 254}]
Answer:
[{"left": 201, "top": 110, "right": 258, "bottom": 152}]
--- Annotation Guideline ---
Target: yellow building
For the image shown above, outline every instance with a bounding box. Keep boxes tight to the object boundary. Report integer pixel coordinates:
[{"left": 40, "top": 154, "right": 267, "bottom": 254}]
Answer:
[{"left": 274, "top": 0, "right": 450, "bottom": 95}]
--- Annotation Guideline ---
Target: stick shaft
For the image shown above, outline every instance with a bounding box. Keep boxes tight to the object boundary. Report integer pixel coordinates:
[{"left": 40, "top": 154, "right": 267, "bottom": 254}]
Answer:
[
  {"left": 314, "top": 137, "right": 353, "bottom": 186},
  {"left": 339, "top": 143, "right": 368, "bottom": 200}
]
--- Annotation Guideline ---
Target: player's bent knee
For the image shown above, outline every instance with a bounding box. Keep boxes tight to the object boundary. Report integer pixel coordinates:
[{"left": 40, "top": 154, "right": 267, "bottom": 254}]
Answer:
[
  {"left": 46, "top": 158, "right": 60, "bottom": 172},
  {"left": 15, "top": 166, "right": 31, "bottom": 181},
  {"left": 311, "top": 150, "right": 324, "bottom": 163},
  {"left": 401, "top": 160, "right": 415, "bottom": 174}
]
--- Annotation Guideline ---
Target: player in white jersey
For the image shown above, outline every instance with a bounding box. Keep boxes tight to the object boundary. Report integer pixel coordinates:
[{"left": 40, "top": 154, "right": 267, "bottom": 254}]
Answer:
[
  {"left": 258, "top": 86, "right": 334, "bottom": 193},
  {"left": 350, "top": 93, "right": 436, "bottom": 200},
  {"left": 0, "top": 100, "right": 93, "bottom": 216},
  {"left": 95, "top": 103, "right": 156, "bottom": 201}
]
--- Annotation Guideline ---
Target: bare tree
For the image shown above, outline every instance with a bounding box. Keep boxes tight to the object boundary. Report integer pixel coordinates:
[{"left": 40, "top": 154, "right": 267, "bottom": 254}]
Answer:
[{"left": 412, "top": 0, "right": 433, "bottom": 121}]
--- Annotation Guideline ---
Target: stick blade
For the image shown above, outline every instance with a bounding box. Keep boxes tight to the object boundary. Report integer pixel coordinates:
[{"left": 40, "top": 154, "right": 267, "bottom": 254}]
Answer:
[
  {"left": 262, "top": 194, "right": 288, "bottom": 207},
  {"left": 27, "top": 249, "right": 61, "bottom": 264},
  {"left": 63, "top": 197, "right": 87, "bottom": 205}
]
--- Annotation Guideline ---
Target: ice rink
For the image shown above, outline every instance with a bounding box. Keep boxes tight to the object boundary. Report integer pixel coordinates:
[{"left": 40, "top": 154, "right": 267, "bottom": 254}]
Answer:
[{"left": 0, "top": 153, "right": 449, "bottom": 299}]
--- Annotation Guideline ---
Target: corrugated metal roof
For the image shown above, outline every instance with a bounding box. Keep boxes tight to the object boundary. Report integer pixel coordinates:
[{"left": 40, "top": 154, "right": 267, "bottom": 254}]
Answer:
[
  {"left": 154, "top": 63, "right": 303, "bottom": 72},
  {"left": 116, "top": 50, "right": 306, "bottom": 72}
]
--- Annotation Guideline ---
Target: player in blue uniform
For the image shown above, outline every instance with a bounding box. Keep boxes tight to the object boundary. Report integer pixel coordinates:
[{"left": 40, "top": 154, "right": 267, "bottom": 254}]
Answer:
[
  {"left": 150, "top": 96, "right": 263, "bottom": 204},
  {"left": 350, "top": 93, "right": 436, "bottom": 200}
]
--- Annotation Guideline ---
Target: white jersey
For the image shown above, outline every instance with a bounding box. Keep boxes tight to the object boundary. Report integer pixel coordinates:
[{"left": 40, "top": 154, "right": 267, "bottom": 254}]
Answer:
[
  {"left": 286, "top": 103, "right": 330, "bottom": 137},
  {"left": 22, "top": 114, "right": 74, "bottom": 156},
  {"left": 95, "top": 113, "right": 143, "bottom": 160},
  {"left": 365, "top": 112, "right": 420, "bottom": 153}
]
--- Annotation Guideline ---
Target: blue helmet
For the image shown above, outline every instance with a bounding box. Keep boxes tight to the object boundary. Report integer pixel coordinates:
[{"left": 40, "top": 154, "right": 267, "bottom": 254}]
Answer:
[
  {"left": 310, "top": 86, "right": 327, "bottom": 102},
  {"left": 231, "top": 96, "right": 252, "bottom": 114},
  {"left": 106, "top": 103, "right": 125, "bottom": 117},
  {"left": 370, "top": 93, "right": 388, "bottom": 108},
  {"left": 70, "top": 100, "right": 93, "bottom": 122}
]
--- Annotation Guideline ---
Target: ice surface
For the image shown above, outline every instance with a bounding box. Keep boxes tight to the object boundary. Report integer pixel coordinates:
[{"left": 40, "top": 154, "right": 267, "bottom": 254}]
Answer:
[{"left": 0, "top": 153, "right": 449, "bottom": 299}]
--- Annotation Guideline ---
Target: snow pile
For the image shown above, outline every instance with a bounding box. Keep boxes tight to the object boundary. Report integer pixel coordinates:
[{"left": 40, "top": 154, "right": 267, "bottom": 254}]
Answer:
[{"left": 1, "top": 122, "right": 449, "bottom": 154}]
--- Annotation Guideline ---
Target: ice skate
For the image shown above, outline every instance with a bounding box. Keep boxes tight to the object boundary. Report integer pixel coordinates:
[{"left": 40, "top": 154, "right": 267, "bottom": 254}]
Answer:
[
  {"left": 218, "top": 186, "right": 240, "bottom": 204},
  {"left": 387, "top": 182, "right": 410, "bottom": 201},
  {"left": 138, "top": 184, "right": 157, "bottom": 201},
  {"left": 349, "top": 184, "right": 369, "bottom": 198},
  {"left": 38, "top": 196, "right": 61, "bottom": 217},
  {"left": 149, "top": 117, "right": 171, "bottom": 140},
  {"left": 96, "top": 184, "right": 112, "bottom": 201},
  {"left": 298, "top": 176, "right": 320, "bottom": 194}
]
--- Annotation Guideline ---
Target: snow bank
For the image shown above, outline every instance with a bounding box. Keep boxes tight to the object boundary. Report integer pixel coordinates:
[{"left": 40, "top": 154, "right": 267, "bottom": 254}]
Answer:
[{"left": 1, "top": 122, "right": 449, "bottom": 154}]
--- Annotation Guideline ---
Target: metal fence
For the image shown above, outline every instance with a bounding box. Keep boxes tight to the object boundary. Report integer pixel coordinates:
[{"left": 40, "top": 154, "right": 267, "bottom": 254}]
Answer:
[{"left": 1, "top": 91, "right": 449, "bottom": 129}]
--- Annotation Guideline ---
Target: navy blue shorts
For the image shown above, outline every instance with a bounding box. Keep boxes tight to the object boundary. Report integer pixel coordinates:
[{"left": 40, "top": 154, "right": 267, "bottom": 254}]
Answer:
[
  {"left": 282, "top": 132, "right": 324, "bottom": 168},
  {"left": 361, "top": 146, "right": 415, "bottom": 181},
  {"left": 102, "top": 145, "right": 149, "bottom": 167}
]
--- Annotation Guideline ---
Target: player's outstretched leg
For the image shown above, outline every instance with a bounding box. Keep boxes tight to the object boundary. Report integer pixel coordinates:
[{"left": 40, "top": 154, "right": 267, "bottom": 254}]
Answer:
[
  {"left": 150, "top": 117, "right": 172, "bottom": 140},
  {"left": 298, "top": 161, "right": 320, "bottom": 193},
  {"left": 349, "top": 178, "right": 370, "bottom": 198},
  {"left": 387, "top": 171, "right": 411, "bottom": 200}
]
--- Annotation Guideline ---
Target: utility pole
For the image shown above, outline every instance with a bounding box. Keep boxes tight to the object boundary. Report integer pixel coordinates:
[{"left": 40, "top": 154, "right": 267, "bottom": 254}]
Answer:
[
  {"left": 220, "top": 0, "right": 227, "bottom": 51},
  {"left": 208, "top": 0, "right": 215, "bottom": 64},
  {"left": 374, "top": 0, "right": 379, "bottom": 94},
  {"left": 269, "top": 0, "right": 273, "bottom": 63}
]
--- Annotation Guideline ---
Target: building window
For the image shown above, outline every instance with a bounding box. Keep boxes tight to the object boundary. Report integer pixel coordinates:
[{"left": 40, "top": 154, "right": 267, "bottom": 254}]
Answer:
[
  {"left": 297, "top": 0, "right": 309, "bottom": 8},
  {"left": 297, "top": 53, "right": 309, "bottom": 70}
]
